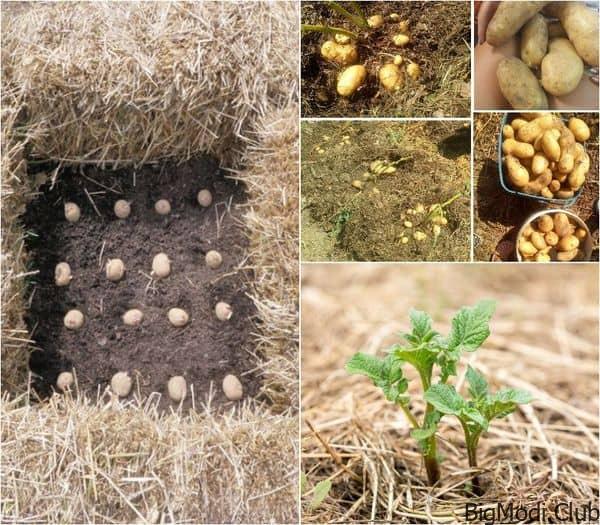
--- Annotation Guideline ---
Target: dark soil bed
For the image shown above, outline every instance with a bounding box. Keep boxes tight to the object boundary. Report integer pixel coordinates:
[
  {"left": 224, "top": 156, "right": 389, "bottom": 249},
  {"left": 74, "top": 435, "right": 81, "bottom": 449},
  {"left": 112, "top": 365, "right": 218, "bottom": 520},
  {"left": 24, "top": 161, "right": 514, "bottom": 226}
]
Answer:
[
  {"left": 24, "top": 158, "right": 260, "bottom": 409},
  {"left": 301, "top": 1, "right": 470, "bottom": 118},
  {"left": 474, "top": 113, "right": 599, "bottom": 262},
  {"left": 301, "top": 121, "right": 471, "bottom": 261}
]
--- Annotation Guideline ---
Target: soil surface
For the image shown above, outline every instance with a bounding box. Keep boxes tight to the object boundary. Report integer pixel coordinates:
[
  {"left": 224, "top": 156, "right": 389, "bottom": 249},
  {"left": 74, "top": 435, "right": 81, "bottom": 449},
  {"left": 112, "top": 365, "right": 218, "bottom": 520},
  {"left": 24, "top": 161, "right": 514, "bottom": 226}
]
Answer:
[
  {"left": 24, "top": 158, "right": 260, "bottom": 409},
  {"left": 301, "top": 1, "right": 470, "bottom": 118},
  {"left": 301, "top": 121, "right": 471, "bottom": 261},
  {"left": 474, "top": 113, "right": 599, "bottom": 262}
]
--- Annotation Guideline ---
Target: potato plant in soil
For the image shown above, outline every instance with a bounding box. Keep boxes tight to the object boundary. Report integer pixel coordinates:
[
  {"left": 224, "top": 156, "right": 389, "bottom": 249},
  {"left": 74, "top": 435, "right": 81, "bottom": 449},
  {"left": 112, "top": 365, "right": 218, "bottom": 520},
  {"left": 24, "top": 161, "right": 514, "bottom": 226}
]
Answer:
[
  {"left": 24, "top": 158, "right": 258, "bottom": 408},
  {"left": 301, "top": 1, "right": 471, "bottom": 118},
  {"left": 301, "top": 121, "right": 470, "bottom": 261},
  {"left": 474, "top": 112, "right": 599, "bottom": 262}
]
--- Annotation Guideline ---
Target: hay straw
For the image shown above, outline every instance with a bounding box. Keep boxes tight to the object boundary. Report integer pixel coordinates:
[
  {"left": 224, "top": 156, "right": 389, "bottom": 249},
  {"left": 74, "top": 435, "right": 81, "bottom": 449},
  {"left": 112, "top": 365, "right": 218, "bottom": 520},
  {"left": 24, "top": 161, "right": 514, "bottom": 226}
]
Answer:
[{"left": 301, "top": 264, "right": 599, "bottom": 523}]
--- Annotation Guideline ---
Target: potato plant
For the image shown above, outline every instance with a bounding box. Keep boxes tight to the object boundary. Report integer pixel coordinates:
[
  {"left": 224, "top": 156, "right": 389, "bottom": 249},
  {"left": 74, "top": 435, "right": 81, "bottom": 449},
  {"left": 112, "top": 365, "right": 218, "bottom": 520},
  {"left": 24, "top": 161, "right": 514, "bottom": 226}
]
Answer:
[{"left": 346, "top": 301, "right": 532, "bottom": 494}]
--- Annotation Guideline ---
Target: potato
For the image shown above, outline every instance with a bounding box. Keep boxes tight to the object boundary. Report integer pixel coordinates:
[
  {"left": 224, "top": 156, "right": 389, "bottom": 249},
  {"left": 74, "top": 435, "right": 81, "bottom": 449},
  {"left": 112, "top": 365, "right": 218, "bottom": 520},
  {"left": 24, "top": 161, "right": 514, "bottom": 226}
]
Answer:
[
  {"left": 398, "top": 21, "right": 409, "bottom": 33},
  {"left": 55, "top": 262, "right": 72, "bottom": 286},
  {"left": 393, "top": 55, "right": 403, "bottom": 66},
  {"left": 168, "top": 308, "right": 189, "bottom": 327},
  {"left": 568, "top": 153, "right": 589, "bottom": 189},
  {"left": 152, "top": 253, "right": 171, "bottom": 278},
  {"left": 64, "top": 309, "right": 84, "bottom": 330},
  {"left": 516, "top": 114, "right": 556, "bottom": 143},
  {"left": 558, "top": 149, "right": 575, "bottom": 174},
  {"left": 114, "top": 200, "right": 131, "bottom": 219},
  {"left": 215, "top": 301, "right": 233, "bottom": 321},
  {"left": 334, "top": 33, "right": 352, "bottom": 45},
  {"left": 544, "top": 2, "right": 598, "bottom": 66},
  {"left": 537, "top": 214, "right": 554, "bottom": 233},
  {"left": 531, "top": 153, "right": 549, "bottom": 175},
  {"left": 392, "top": 34, "right": 410, "bottom": 47},
  {"left": 379, "top": 63, "right": 404, "bottom": 91},
  {"left": 122, "top": 308, "right": 144, "bottom": 326},
  {"left": 520, "top": 14, "right": 548, "bottom": 68},
  {"left": 111, "top": 372, "right": 132, "bottom": 397},
  {"left": 502, "top": 138, "right": 534, "bottom": 158},
  {"left": 519, "top": 240, "right": 538, "bottom": 257},
  {"left": 524, "top": 168, "right": 552, "bottom": 194},
  {"left": 535, "top": 251, "right": 551, "bottom": 262},
  {"left": 575, "top": 227, "right": 587, "bottom": 240},
  {"left": 541, "top": 130, "right": 560, "bottom": 161},
  {"left": 197, "top": 189, "right": 213, "bottom": 207},
  {"left": 389, "top": 13, "right": 400, "bottom": 21},
  {"left": 522, "top": 224, "right": 534, "bottom": 238},
  {"left": 337, "top": 65, "right": 367, "bottom": 97},
  {"left": 544, "top": 231, "right": 559, "bottom": 246},
  {"left": 367, "top": 14, "right": 384, "bottom": 29},
  {"left": 548, "top": 180, "right": 561, "bottom": 193},
  {"left": 167, "top": 376, "right": 187, "bottom": 402},
  {"left": 486, "top": 1, "right": 548, "bottom": 46},
  {"left": 541, "top": 38, "right": 584, "bottom": 96},
  {"left": 321, "top": 41, "right": 358, "bottom": 66},
  {"left": 497, "top": 58, "right": 548, "bottom": 110},
  {"left": 568, "top": 118, "right": 590, "bottom": 142},
  {"left": 106, "top": 258, "right": 125, "bottom": 282},
  {"left": 56, "top": 371, "right": 74, "bottom": 392},
  {"left": 556, "top": 248, "right": 578, "bottom": 262},
  {"left": 64, "top": 202, "right": 81, "bottom": 223},
  {"left": 556, "top": 189, "right": 575, "bottom": 199},
  {"left": 222, "top": 374, "right": 243, "bottom": 401},
  {"left": 510, "top": 118, "right": 529, "bottom": 131},
  {"left": 505, "top": 155, "right": 529, "bottom": 188},
  {"left": 530, "top": 231, "right": 547, "bottom": 250},
  {"left": 205, "top": 250, "right": 223, "bottom": 269},
  {"left": 540, "top": 187, "right": 553, "bottom": 199},
  {"left": 502, "top": 125, "right": 515, "bottom": 139},
  {"left": 552, "top": 213, "right": 571, "bottom": 236},
  {"left": 155, "top": 199, "right": 171, "bottom": 215},
  {"left": 406, "top": 63, "right": 421, "bottom": 81}
]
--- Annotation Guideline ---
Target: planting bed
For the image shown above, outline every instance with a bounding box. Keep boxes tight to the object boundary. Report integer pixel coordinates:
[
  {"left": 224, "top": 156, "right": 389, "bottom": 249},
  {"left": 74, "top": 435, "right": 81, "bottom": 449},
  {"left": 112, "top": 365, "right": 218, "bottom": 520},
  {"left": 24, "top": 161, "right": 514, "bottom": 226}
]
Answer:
[{"left": 24, "top": 158, "right": 259, "bottom": 409}]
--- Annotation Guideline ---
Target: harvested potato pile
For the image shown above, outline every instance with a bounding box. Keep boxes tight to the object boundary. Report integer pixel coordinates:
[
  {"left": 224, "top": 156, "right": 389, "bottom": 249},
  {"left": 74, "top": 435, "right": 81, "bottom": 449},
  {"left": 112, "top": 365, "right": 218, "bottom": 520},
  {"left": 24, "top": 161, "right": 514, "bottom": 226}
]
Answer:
[
  {"left": 518, "top": 211, "right": 590, "bottom": 261},
  {"left": 488, "top": 1, "right": 598, "bottom": 109},
  {"left": 502, "top": 113, "right": 591, "bottom": 199}
]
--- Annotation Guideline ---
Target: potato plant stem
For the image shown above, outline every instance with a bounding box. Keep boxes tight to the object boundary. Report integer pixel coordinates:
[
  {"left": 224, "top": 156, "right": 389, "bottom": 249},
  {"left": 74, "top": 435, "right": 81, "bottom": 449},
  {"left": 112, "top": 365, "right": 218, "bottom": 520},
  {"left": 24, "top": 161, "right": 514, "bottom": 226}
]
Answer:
[
  {"left": 399, "top": 404, "right": 419, "bottom": 428},
  {"left": 461, "top": 420, "right": 482, "bottom": 496},
  {"left": 418, "top": 367, "right": 441, "bottom": 485}
]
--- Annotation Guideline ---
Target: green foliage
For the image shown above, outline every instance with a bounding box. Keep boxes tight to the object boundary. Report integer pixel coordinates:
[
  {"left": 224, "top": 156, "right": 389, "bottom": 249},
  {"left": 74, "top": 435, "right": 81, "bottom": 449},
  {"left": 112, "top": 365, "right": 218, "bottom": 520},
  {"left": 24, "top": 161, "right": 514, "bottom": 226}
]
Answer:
[
  {"left": 301, "top": 474, "right": 332, "bottom": 510},
  {"left": 345, "top": 301, "right": 532, "bottom": 491}
]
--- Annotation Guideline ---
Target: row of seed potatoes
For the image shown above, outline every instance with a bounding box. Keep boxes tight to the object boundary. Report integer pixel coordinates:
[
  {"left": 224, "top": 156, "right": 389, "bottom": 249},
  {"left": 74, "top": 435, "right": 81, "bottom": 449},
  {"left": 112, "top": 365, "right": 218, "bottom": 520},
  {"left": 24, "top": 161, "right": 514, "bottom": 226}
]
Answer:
[{"left": 56, "top": 188, "right": 244, "bottom": 403}]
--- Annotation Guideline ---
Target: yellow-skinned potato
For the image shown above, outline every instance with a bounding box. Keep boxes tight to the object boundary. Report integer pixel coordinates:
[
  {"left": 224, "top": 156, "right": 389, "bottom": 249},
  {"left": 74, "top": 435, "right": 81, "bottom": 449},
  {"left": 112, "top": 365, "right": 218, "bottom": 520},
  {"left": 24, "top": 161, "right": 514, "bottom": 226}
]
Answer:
[
  {"left": 556, "top": 248, "right": 578, "bottom": 262},
  {"left": 545, "top": 231, "right": 559, "bottom": 246},
  {"left": 524, "top": 168, "right": 552, "bottom": 194},
  {"left": 505, "top": 155, "right": 529, "bottom": 188},
  {"left": 502, "top": 125, "right": 514, "bottom": 139},
  {"left": 520, "top": 14, "right": 548, "bottom": 68},
  {"left": 558, "top": 148, "right": 575, "bottom": 174},
  {"left": 519, "top": 240, "right": 538, "bottom": 257},
  {"left": 568, "top": 118, "right": 590, "bottom": 142},
  {"left": 337, "top": 65, "right": 367, "bottom": 97},
  {"left": 535, "top": 251, "right": 551, "bottom": 262},
  {"left": 540, "top": 187, "right": 554, "bottom": 198},
  {"left": 334, "top": 33, "right": 352, "bottom": 45},
  {"left": 367, "top": 15, "right": 385, "bottom": 29},
  {"left": 575, "top": 228, "right": 587, "bottom": 240},
  {"left": 406, "top": 62, "right": 421, "bottom": 81},
  {"left": 548, "top": 180, "right": 561, "bottom": 193},
  {"left": 537, "top": 214, "right": 554, "bottom": 233},
  {"left": 321, "top": 41, "right": 358, "bottom": 66},
  {"left": 486, "top": 1, "right": 548, "bottom": 46},
  {"left": 502, "top": 138, "right": 534, "bottom": 159},
  {"left": 541, "top": 38, "right": 584, "bottom": 96},
  {"left": 558, "top": 127, "right": 575, "bottom": 150},
  {"left": 522, "top": 224, "right": 534, "bottom": 238},
  {"left": 531, "top": 153, "right": 549, "bottom": 175},
  {"left": 379, "top": 63, "right": 404, "bottom": 91},
  {"left": 556, "top": 189, "right": 575, "bottom": 199},
  {"left": 497, "top": 58, "right": 548, "bottom": 110},
  {"left": 530, "top": 231, "right": 547, "bottom": 250},
  {"left": 392, "top": 34, "right": 410, "bottom": 47},
  {"left": 510, "top": 118, "right": 528, "bottom": 131},
  {"left": 541, "top": 130, "right": 560, "bottom": 161},
  {"left": 567, "top": 153, "right": 589, "bottom": 189},
  {"left": 516, "top": 114, "right": 556, "bottom": 143},
  {"left": 552, "top": 213, "right": 570, "bottom": 237}
]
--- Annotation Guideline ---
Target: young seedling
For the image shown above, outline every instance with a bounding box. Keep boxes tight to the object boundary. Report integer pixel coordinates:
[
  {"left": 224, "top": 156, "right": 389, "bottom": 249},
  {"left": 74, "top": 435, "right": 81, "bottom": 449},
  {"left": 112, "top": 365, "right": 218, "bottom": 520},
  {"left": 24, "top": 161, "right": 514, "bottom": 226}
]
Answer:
[{"left": 346, "top": 300, "right": 532, "bottom": 493}]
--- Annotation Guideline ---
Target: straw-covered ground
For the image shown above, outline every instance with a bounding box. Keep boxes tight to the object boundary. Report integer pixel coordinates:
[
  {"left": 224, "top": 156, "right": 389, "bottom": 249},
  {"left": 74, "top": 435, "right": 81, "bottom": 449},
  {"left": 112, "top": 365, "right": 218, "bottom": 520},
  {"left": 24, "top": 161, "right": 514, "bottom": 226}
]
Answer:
[
  {"left": 474, "top": 112, "right": 599, "bottom": 262},
  {"left": 301, "top": 1, "right": 471, "bottom": 118},
  {"left": 1, "top": 2, "right": 298, "bottom": 523},
  {"left": 302, "top": 264, "right": 599, "bottom": 523},
  {"left": 301, "top": 120, "right": 471, "bottom": 261}
]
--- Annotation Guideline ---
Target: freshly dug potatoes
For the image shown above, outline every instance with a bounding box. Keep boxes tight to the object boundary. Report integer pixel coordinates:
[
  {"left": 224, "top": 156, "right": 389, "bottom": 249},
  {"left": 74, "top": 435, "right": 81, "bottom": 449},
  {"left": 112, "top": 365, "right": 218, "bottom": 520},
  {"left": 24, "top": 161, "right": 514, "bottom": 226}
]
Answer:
[
  {"left": 503, "top": 114, "right": 591, "bottom": 198},
  {"left": 321, "top": 40, "right": 358, "bottom": 66},
  {"left": 367, "top": 14, "right": 384, "bottom": 29},
  {"left": 406, "top": 63, "right": 421, "bottom": 81},
  {"left": 486, "top": 2, "right": 548, "bottom": 46},
  {"left": 520, "top": 14, "right": 548, "bottom": 68},
  {"left": 392, "top": 34, "right": 410, "bottom": 47},
  {"left": 496, "top": 58, "right": 548, "bottom": 110},
  {"left": 378, "top": 64, "right": 403, "bottom": 91},
  {"left": 337, "top": 65, "right": 367, "bottom": 97},
  {"left": 540, "top": 38, "right": 583, "bottom": 96},
  {"left": 518, "top": 211, "right": 588, "bottom": 261}
]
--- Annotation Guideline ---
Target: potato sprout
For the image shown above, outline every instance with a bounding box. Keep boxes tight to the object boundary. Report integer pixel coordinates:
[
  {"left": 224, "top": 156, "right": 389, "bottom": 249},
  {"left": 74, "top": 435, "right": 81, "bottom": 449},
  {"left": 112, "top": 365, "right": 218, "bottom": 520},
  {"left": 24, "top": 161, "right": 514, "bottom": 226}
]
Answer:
[
  {"left": 111, "top": 371, "right": 132, "bottom": 397},
  {"left": 222, "top": 374, "right": 243, "bottom": 401},
  {"left": 167, "top": 376, "right": 187, "bottom": 402},
  {"left": 64, "top": 309, "right": 84, "bottom": 330},
  {"left": 122, "top": 309, "right": 144, "bottom": 326},
  {"left": 168, "top": 308, "right": 189, "bottom": 327},
  {"left": 215, "top": 302, "right": 233, "bottom": 321},
  {"left": 197, "top": 189, "right": 213, "bottom": 208},
  {"left": 114, "top": 199, "right": 131, "bottom": 219},
  {"left": 64, "top": 202, "right": 81, "bottom": 223},
  {"left": 106, "top": 258, "right": 125, "bottom": 282},
  {"left": 56, "top": 371, "right": 74, "bottom": 391},
  {"left": 154, "top": 199, "right": 171, "bottom": 215},
  {"left": 55, "top": 262, "right": 72, "bottom": 286},
  {"left": 205, "top": 250, "right": 223, "bottom": 269},
  {"left": 151, "top": 253, "right": 171, "bottom": 278}
]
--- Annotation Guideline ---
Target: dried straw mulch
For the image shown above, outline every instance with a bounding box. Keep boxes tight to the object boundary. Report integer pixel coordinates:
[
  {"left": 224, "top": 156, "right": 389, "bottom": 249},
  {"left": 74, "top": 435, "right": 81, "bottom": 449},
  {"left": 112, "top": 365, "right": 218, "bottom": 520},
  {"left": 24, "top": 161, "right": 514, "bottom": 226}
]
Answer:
[
  {"left": 302, "top": 264, "right": 598, "bottom": 523},
  {"left": 1, "top": 2, "right": 298, "bottom": 523}
]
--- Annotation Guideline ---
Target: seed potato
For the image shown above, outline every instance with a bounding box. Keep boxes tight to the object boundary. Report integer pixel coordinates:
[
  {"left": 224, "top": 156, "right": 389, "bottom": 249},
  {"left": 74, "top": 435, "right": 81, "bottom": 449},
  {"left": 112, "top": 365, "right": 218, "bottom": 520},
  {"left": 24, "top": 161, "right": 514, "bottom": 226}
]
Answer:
[
  {"left": 106, "top": 258, "right": 125, "bottom": 282},
  {"left": 152, "top": 253, "right": 171, "bottom": 278},
  {"left": 197, "top": 189, "right": 213, "bottom": 207},
  {"left": 167, "top": 376, "right": 187, "bottom": 402},
  {"left": 168, "top": 308, "right": 189, "bottom": 327},
  {"left": 222, "top": 374, "right": 243, "bottom": 401},
  {"left": 64, "top": 309, "right": 84, "bottom": 330},
  {"left": 114, "top": 200, "right": 131, "bottom": 219},
  {"left": 215, "top": 301, "right": 233, "bottom": 321},
  {"left": 57, "top": 371, "right": 74, "bottom": 391},
  {"left": 205, "top": 250, "right": 223, "bottom": 269},
  {"left": 122, "top": 308, "right": 144, "bottom": 326},
  {"left": 154, "top": 199, "right": 171, "bottom": 215},
  {"left": 64, "top": 202, "right": 81, "bottom": 223},
  {"left": 55, "top": 262, "right": 72, "bottom": 286},
  {"left": 111, "top": 371, "right": 132, "bottom": 397}
]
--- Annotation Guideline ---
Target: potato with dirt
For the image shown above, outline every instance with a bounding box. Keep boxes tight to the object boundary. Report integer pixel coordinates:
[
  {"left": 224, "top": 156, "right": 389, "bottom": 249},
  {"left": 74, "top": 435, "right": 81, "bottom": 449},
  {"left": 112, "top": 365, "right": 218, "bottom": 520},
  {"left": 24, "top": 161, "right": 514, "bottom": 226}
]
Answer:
[
  {"left": 321, "top": 40, "right": 359, "bottom": 66},
  {"left": 540, "top": 38, "right": 584, "bottom": 96},
  {"left": 486, "top": 1, "right": 548, "bottom": 47},
  {"left": 337, "top": 65, "right": 367, "bottom": 97},
  {"left": 520, "top": 14, "right": 548, "bottom": 68},
  {"left": 496, "top": 58, "right": 548, "bottom": 109}
]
